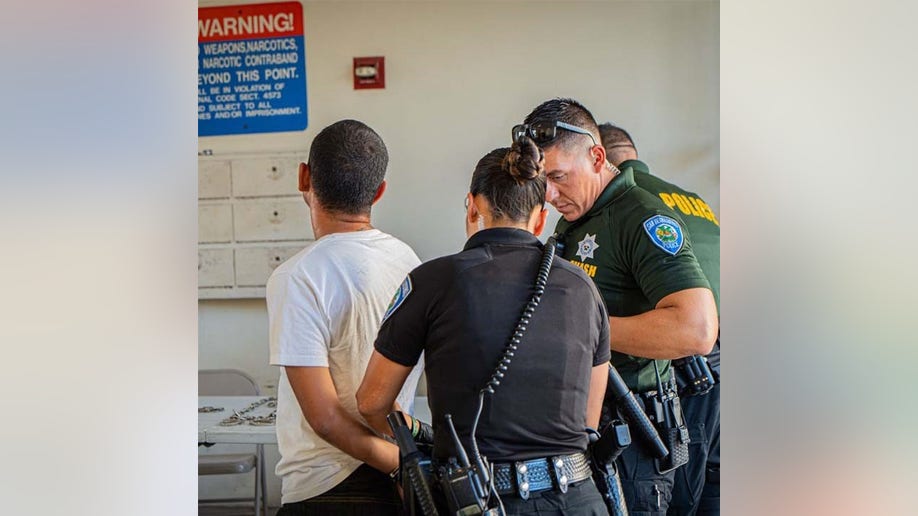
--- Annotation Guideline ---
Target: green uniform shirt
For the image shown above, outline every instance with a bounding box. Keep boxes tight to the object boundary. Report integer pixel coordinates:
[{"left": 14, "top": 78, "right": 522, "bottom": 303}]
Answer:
[
  {"left": 625, "top": 159, "right": 720, "bottom": 314},
  {"left": 554, "top": 166, "right": 710, "bottom": 391}
]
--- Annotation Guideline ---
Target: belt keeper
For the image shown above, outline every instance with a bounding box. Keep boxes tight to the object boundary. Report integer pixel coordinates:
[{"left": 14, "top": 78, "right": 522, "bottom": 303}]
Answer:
[
  {"left": 551, "top": 456, "right": 568, "bottom": 493},
  {"left": 515, "top": 462, "right": 531, "bottom": 500}
]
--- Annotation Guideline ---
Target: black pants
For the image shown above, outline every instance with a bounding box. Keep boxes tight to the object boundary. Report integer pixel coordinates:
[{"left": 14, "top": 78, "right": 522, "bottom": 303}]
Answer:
[
  {"left": 488, "top": 479, "right": 608, "bottom": 516},
  {"left": 668, "top": 382, "right": 720, "bottom": 516},
  {"left": 276, "top": 464, "right": 401, "bottom": 516},
  {"left": 616, "top": 438, "right": 676, "bottom": 516}
]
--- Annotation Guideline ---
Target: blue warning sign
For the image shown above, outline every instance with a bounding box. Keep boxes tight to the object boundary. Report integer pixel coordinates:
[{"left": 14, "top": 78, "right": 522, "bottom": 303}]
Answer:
[{"left": 198, "top": 2, "right": 307, "bottom": 136}]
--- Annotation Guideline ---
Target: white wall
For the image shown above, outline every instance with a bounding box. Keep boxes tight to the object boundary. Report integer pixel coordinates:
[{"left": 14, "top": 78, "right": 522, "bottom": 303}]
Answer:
[{"left": 199, "top": 0, "right": 718, "bottom": 506}]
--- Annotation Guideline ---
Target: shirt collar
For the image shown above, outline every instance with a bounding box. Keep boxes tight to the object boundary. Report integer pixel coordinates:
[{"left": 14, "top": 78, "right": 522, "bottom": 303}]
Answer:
[
  {"left": 581, "top": 165, "right": 637, "bottom": 218},
  {"left": 619, "top": 159, "right": 650, "bottom": 175},
  {"left": 462, "top": 227, "right": 542, "bottom": 251}
]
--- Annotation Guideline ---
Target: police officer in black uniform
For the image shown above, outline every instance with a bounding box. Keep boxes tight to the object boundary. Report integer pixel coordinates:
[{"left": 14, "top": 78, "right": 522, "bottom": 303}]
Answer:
[{"left": 357, "top": 139, "right": 612, "bottom": 515}]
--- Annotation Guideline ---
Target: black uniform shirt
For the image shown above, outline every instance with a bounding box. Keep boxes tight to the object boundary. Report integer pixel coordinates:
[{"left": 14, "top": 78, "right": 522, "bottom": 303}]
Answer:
[{"left": 375, "top": 228, "right": 610, "bottom": 462}]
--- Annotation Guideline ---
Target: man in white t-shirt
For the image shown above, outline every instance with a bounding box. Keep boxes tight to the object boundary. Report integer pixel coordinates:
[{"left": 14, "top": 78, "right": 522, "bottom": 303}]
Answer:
[{"left": 267, "top": 119, "right": 423, "bottom": 515}]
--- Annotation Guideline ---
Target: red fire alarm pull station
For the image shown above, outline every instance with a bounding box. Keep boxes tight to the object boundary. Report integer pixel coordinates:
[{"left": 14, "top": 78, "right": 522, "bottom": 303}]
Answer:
[{"left": 354, "top": 57, "right": 385, "bottom": 89}]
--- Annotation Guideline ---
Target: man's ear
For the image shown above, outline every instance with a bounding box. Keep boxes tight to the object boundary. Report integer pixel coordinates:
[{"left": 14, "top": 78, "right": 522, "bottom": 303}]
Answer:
[
  {"left": 371, "top": 180, "right": 387, "bottom": 205},
  {"left": 533, "top": 207, "right": 549, "bottom": 236},
  {"left": 591, "top": 144, "right": 608, "bottom": 174},
  {"left": 298, "top": 162, "right": 310, "bottom": 192}
]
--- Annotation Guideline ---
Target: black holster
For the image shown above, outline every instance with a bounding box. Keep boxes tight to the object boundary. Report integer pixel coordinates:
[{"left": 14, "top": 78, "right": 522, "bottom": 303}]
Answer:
[
  {"left": 387, "top": 412, "right": 439, "bottom": 516},
  {"left": 588, "top": 422, "right": 630, "bottom": 516}
]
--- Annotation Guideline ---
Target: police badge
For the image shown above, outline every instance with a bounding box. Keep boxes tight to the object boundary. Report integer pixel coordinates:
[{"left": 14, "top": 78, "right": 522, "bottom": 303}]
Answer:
[{"left": 576, "top": 233, "right": 600, "bottom": 261}]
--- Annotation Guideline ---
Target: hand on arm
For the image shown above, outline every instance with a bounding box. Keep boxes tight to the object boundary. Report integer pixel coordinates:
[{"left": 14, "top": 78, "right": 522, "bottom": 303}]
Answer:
[
  {"left": 586, "top": 362, "right": 609, "bottom": 429},
  {"left": 357, "top": 350, "right": 414, "bottom": 438},
  {"left": 285, "top": 365, "right": 398, "bottom": 474},
  {"left": 609, "top": 287, "right": 718, "bottom": 359}
]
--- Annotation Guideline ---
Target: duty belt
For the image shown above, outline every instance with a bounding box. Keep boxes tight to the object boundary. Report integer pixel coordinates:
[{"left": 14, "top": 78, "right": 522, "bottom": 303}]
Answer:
[{"left": 491, "top": 451, "right": 592, "bottom": 499}]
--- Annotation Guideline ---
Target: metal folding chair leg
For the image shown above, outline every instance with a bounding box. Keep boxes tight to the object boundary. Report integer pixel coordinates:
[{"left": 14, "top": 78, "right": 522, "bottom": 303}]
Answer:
[
  {"left": 258, "top": 444, "right": 268, "bottom": 516},
  {"left": 254, "top": 451, "right": 261, "bottom": 516}
]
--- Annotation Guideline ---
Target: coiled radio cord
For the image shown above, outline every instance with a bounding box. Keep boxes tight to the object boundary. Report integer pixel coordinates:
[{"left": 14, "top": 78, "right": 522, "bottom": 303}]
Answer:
[{"left": 466, "top": 236, "right": 557, "bottom": 513}]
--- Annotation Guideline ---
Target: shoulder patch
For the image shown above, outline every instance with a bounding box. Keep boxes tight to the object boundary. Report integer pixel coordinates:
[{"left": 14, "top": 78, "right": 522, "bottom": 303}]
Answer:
[
  {"left": 642, "top": 215, "right": 685, "bottom": 255},
  {"left": 382, "top": 276, "right": 413, "bottom": 323}
]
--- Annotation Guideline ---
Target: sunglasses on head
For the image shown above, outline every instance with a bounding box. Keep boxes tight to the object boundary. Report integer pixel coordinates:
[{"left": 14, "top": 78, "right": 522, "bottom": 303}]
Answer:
[{"left": 511, "top": 121, "right": 598, "bottom": 146}]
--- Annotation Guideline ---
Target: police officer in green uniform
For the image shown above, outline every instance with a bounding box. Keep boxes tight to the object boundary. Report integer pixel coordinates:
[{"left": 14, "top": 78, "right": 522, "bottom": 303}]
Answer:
[
  {"left": 600, "top": 123, "right": 720, "bottom": 516},
  {"left": 515, "top": 98, "right": 719, "bottom": 516}
]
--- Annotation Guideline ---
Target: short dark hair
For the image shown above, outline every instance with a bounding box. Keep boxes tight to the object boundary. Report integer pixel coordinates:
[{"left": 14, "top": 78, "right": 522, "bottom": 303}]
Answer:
[
  {"left": 522, "top": 98, "right": 600, "bottom": 151},
  {"left": 470, "top": 138, "right": 546, "bottom": 223},
  {"left": 598, "top": 123, "right": 638, "bottom": 165},
  {"left": 307, "top": 119, "right": 388, "bottom": 215}
]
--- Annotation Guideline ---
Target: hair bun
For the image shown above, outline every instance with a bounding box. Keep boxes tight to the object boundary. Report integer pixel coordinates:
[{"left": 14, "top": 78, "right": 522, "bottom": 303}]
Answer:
[{"left": 505, "top": 136, "right": 544, "bottom": 183}]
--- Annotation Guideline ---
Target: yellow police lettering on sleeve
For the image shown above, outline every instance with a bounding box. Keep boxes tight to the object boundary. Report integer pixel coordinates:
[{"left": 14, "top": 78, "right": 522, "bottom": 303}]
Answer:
[
  {"left": 662, "top": 191, "right": 720, "bottom": 226},
  {"left": 670, "top": 193, "right": 693, "bottom": 216},
  {"left": 676, "top": 193, "right": 703, "bottom": 217},
  {"left": 700, "top": 200, "right": 720, "bottom": 226},
  {"left": 688, "top": 197, "right": 710, "bottom": 220},
  {"left": 658, "top": 193, "right": 677, "bottom": 211}
]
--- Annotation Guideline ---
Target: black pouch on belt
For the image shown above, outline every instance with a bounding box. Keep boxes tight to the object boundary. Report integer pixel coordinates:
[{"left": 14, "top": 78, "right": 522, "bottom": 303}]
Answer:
[
  {"left": 649, "top": 363, "right": 690, "bottom": 474},
  {"left": 672, "top": 354, "right": 717, "bottom": 397}
]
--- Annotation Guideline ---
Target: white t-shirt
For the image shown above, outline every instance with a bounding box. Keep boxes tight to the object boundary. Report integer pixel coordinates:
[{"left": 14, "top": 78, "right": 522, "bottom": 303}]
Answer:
[{"left": 267, "top": 229, "right": 423, "bottom": 504}]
